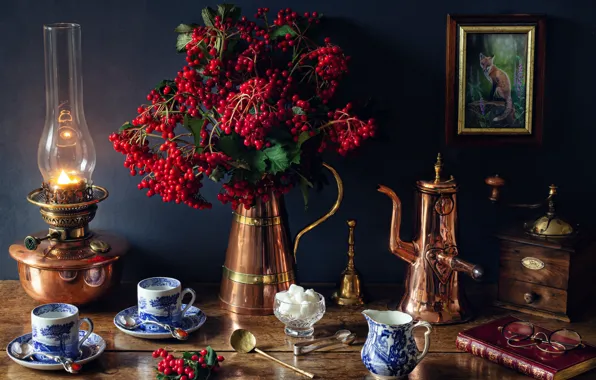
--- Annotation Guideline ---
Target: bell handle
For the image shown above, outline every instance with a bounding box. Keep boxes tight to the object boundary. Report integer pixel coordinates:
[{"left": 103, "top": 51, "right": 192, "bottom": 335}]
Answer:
[{"left": 293, "top": 162, "right": 343, "bottom": 261}]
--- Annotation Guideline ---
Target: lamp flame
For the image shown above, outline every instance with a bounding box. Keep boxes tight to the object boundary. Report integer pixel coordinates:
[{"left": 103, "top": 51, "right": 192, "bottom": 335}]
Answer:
[{"left": 57, "top": 170, "right": 80, "bottom": 185}]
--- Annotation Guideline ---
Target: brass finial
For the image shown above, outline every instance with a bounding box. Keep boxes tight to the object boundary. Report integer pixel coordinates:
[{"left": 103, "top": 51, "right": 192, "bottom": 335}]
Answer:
[
  {"left": 332, "top": 219, "right": 365, "bottom": 306},
  {"left": 434, "top": 153, "right": 443, "bottom": 182},
  {"left": 549, "top": 184, "right": 558, "bottom": 196}
]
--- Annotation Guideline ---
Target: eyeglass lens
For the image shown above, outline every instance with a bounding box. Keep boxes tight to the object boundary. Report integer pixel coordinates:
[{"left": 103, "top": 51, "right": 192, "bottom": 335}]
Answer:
[
  {"left": 551, "top": 330, "right": 582, "bottom": 349},
  {"left": 502, "top": 322, "right": 533, "bottom": 341}
]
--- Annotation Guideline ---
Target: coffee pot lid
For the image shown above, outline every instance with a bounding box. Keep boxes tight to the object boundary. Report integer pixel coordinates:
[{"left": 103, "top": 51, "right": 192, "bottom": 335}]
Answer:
[{"left": 416, "top": 153, "right": 458, "bottom": 193}]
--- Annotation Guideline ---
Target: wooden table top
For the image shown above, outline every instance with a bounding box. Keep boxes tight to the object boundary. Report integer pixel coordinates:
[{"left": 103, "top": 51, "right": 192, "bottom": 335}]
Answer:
[{"left": 1, "top": 280, "right": 595, "bottom": 379}]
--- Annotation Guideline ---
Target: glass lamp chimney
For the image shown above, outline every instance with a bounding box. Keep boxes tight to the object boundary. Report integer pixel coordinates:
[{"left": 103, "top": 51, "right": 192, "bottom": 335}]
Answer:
[{"left": 38, "top": 23, "right": 95, "bottom": 188}]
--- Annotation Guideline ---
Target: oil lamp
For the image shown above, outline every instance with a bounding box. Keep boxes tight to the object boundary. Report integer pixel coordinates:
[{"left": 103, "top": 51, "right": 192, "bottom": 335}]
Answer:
[{"left": 8, "top": 23, "right": 127, "bottom": 305}]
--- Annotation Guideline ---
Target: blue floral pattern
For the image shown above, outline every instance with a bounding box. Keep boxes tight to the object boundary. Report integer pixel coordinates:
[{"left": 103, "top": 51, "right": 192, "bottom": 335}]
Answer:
[
  {"left": 8, "top": 330, "right": 105, "bottom": 370},
  {"left": 361, "top": 313, "right": 420, "bottom": 378},
  {"left": 138, "top": 277, "right": 180, "bottom": 289},
  {"left": 114, "top": 304, "right": 206, "bottom": 339},
  {"left": 32, "top": 303, "right": 77, "bottom": 317}
]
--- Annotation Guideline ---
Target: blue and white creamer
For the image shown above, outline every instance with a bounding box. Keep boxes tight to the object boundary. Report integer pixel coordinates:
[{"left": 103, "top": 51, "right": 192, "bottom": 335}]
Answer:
[{"left": 361, "top": 310, "right": 432, "bottom": 379}]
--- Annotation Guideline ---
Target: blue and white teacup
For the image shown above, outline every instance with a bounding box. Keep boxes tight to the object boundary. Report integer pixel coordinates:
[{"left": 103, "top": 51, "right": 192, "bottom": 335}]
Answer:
[
  {"left": 137, "top": 277, "right": 196, "bottom": 332},
  {"left": 31, "top": 303, "right": 93, "bottom": 363}
]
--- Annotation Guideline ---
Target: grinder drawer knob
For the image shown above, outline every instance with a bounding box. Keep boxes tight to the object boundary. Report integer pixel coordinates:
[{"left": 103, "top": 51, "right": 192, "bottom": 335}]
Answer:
[{"left": 524, "top": 292, "right": 537, "bottom": 304}]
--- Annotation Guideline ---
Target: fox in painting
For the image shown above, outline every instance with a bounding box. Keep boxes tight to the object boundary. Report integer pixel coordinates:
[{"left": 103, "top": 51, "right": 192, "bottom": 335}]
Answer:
[{"left": 479, "top": 53, "right": 514, "bottom": 123}]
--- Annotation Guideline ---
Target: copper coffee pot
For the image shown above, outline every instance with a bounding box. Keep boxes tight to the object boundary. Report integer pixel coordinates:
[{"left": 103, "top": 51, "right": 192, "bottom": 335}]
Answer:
[{"left": 378, "top": 154, "right": 483, "bottom": 324}]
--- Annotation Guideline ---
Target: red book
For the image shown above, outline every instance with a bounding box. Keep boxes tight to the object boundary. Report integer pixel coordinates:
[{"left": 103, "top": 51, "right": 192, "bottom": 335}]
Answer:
[{"left": 455, "top": 316, "right": 596, "bottom": 380}]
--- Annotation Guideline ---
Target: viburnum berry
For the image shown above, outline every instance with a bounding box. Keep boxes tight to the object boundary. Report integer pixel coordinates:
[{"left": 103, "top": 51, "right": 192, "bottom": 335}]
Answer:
[{"left": 111, "top": 5, "right": 375, "bottom": 210}]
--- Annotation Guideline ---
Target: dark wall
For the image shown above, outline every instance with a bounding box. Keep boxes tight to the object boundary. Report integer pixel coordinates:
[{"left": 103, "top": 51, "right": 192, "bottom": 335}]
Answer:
[{"left": 1, "top": 0, "right": 595, "bottom": 284}]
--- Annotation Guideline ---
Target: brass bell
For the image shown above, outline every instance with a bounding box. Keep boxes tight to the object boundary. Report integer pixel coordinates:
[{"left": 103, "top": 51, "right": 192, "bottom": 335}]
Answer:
[{"left": 332, "top": 219, "right": 365, "bottom": 306}]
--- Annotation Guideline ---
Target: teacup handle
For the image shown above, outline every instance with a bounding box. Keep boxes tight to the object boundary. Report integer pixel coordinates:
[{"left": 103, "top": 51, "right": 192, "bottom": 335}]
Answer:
[
  {"left": 411, "top": 320, "right": 433, "bottom": 363},
  {"left": 77, "top": 317, "right": 94, "bottom": 354},
  {"left": 179, "top": 288, "right": 197, "bottom": 316}
]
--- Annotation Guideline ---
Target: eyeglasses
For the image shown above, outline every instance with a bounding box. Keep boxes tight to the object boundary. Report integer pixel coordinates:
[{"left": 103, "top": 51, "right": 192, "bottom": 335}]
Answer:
[{"left": 498, "top": 321, "right": 585, "bottom": 354}]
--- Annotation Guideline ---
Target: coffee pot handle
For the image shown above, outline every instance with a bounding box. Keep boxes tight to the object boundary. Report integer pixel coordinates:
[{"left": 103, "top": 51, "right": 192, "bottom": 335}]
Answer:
[
  {"left": 292, "top": 163, "right": 344, "bottom": 261},
  {"left": 411, "top": 320, "right": 433, "bottom": 363}
]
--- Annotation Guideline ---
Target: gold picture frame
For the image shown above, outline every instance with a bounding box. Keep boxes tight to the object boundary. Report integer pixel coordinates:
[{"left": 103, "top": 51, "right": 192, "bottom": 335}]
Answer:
[
  {"left": 457, "top": 25, "right": 535, "bottom": 135},
  {"left": 445, "top": 15, "right": 546, "bottom": 146}
]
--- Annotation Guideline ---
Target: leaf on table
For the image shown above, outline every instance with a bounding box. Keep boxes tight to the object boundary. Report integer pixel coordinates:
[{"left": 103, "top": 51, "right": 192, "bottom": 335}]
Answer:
[{"left": 205, "top": 346, "right": 217, "bottom": 367}]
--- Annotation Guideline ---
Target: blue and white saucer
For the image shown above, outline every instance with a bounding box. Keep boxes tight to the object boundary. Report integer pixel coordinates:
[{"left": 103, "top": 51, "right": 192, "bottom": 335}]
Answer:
[
  {"left": 114, "top": 304, "right": 207, "bottom": 339},
  {"left": 6, "top": 330, "right": 105, "bottom": 371}
]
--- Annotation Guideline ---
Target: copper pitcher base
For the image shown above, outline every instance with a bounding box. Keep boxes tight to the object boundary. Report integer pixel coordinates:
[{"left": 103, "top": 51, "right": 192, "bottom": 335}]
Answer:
[{"left": 219, "top": 297, "right": 274, "bottom": 316}]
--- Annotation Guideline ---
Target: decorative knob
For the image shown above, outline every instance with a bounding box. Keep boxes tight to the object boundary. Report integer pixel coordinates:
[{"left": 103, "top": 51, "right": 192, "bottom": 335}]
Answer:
[
  {"left": 90, "top": 240, "right": 110, "bottom": 253},
  {"left": 486, "top": 175, "right": 505, "bottom": 202},
  {"left": 24, "top": 231, "right": 60, "bottom": 251},
  {"left": 524, "top": 292, "right": 537, "bottom": 304}
]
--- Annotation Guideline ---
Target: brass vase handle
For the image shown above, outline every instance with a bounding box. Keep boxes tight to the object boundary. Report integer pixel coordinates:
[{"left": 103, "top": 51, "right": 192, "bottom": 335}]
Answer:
[{"left": 293, "top": 163, "right": 344, "bottom": 261}]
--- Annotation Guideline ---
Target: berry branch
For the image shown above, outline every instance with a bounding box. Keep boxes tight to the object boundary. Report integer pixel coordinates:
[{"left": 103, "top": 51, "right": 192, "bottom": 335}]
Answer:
[{"left": 110, "top": 4, "right": 376, "bottom": 210}]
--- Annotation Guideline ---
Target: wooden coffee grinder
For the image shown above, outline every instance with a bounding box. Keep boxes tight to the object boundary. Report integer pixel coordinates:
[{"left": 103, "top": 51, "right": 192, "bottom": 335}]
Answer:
[{"left": 486, "top": 175, "right": 596, "bottom": 322}]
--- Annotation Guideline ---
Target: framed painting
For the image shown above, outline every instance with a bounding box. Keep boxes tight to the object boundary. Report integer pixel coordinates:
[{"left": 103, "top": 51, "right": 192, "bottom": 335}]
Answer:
[{"left": 445, "top": 14, "right": 546, "bottom": 146}]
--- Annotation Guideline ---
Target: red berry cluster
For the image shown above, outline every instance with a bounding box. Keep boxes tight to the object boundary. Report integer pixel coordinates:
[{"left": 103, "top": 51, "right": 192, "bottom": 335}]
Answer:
[
  {"left": 110, "top": 4, "right": 375, "bottom": 210},
  {"left": 217, "top": 174, "right": 294, "bottom": 209},
  {"left": 152, "top": 347, "right": 224, "bottom": 379}
]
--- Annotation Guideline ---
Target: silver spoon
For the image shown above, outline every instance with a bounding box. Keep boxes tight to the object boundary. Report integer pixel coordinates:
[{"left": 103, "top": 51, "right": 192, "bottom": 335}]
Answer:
[
  {"left": 10, "top": 341, "right": 82, "bottom": 373},
  {"left": 117, "top": 315, "right": 189, "bottom": 340},
  {"left": 293, "top": 330, "right": 356, "bottom": 355}
]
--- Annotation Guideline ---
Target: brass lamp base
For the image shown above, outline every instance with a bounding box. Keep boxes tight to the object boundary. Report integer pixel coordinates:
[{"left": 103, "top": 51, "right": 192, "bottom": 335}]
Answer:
[{"left": 9, "top": 185, "right": 128, "bottom": 305}]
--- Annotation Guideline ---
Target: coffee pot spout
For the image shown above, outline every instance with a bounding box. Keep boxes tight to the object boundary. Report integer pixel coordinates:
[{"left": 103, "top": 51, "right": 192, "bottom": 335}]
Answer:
[{"left": 377, "top": 185, "right": 417, "bottom": 264}]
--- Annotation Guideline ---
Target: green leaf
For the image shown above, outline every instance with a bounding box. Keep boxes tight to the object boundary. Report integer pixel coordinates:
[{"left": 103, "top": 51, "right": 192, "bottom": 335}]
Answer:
[
  {"left": 266, "top": 128, "right": 293, "bottom": 146},
  {"left": 118, "top": 122, "right": 134, "bottom": 132},
  {"left": 217, "top": 4, "right": 241, "bottom": 21},
  {"left": 250, "top": 150, "right": 267, "bottom": 172},
  {"left": 182, "top": 352, "right": 193, "bottom": 360},
  {"left": 216, "top": 135, "right": 243, "bottom": 159},
  {"left": 209, "top": 166, "right": 226, "bottom": 182},
  {"left": 206, "top": 346, "right": 217, "bottom": 367},
  {"left": 155, "top": 79, "right": 176, "bottom": 92},
  {"left": 176, "top": 33, "right": 192, "bottom": 52},
  {"left": 269, "top": 24, "right": 298, "bottom": 40},
  {"left": 226, "top": 38, "right": 239, "bottom": 54},
  {"left": 297, "top": 131, "right": 313, "bottom": 145},
  {"left": 299, "top": 175, "right": 312, "bottom": 209},
  {"left": 292, "top": 106, "right": 305, "bottom": 115},
  {"left": 287, "top": 142, "right": 301, "bottom": 166},
  {"left": 264, "top": 145, "right": 290, "bottom": 174},
  {"left": 202, "top": 7, "right": 216, "bottom": 27},
  {"left": 174, "top": 24, "right": 195, "bottom": 33},
  {"left": 185, "top": 116, "right": 206, "bottom": 147}
]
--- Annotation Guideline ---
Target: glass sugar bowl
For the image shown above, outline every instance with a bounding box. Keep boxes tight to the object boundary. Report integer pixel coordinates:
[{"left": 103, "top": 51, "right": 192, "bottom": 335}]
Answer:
[{"left": 273, "top": 286, "right": 326, "bottom": 337}]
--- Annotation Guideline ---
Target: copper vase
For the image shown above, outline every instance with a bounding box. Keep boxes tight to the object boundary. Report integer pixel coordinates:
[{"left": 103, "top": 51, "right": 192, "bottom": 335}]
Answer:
[{"left": 219, "top": 163, "right": 343, "bottom": 315}]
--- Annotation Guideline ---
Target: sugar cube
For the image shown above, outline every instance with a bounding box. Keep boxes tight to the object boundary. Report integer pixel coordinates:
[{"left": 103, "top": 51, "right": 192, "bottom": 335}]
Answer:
[
  {"left": 275, "top": 291, "right": 292, "bottom": 303},
  {"left": 288, "top": 284, "right": 304, "bottom": 295},
  {"left": 293, "top": 291, "right": 306, "bottom": 303},
  {"left": 304, "top": 289, "right": 318, "bottom": 302},
  {"left": 300, "top": 300, "right": 316, "bottom": 318}
]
